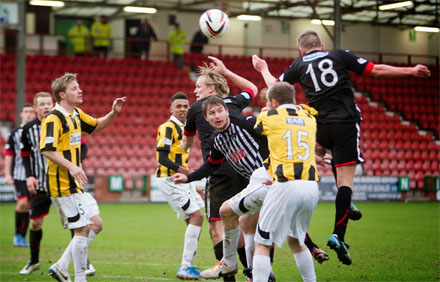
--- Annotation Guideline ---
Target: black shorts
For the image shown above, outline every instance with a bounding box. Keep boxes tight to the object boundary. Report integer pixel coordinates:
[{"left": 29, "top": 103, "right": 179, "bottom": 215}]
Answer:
[
  {"left": 205, "top": 164, "right": 248, "bottom": 221},
  {"left": 14, "top": 180, "right": 29, "bottom": 200},
  {"left": 29, "top": 192, "right": 51, "bottom": 219},
  {"left": 94, "top": 46, "right": 108, "bottom": 52},
  {"left": 317, "top": 121, "right": 364, "bottom": 167}
]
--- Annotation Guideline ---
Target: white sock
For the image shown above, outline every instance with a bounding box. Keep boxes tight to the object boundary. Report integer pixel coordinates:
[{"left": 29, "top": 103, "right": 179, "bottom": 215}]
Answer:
[
  {"left": 57, "top": 240, "right": 73, "bottom": 271},
  {"left": 243, "top": 234, "right": 255, "bottom": 268},
  {"left": 252, "top": 255, "right": 271, "bottom": 282},
  {"left": 71, "top": 236, "right": 88, "bottom": 282},
  {"left": 293, "top": 249, "right": 316, "bottom": 282},
  {"left": 222, "top": 226, "right": 240, "bottom": 267},
  {"left": 87, "top": 230, "right": 96, "bottom": 245},
  {"left": 182, "top": 224, "right": 202, "bottom": 266}
]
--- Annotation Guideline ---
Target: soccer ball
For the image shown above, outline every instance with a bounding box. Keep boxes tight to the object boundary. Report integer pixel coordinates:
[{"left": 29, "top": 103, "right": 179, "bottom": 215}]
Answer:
[{"left": 199, "top": 9, "right": 230, "bottom": 39}]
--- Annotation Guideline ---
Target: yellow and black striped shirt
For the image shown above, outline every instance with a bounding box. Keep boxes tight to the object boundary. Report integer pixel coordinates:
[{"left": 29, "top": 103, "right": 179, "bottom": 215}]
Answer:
[
  {"left": 156, "top": 116, "right": 189, "bottom": 177},
  {"left": 40, "top": 104, "right": 97, "bottom": 197},
  {"left": 255, "top": 104, "right": 319, "bottom": 182}
]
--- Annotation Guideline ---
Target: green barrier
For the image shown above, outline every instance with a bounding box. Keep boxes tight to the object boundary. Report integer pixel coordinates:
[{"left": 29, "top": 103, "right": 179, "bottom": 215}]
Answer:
[
  {"left": 398, "top": 177, "right": 410, "bottom": 192},
  {"left": 108, "top": 175, "right": 124, "bottom": 192},
  {"left": 424, "top": 176, "right": 440, "bottom": 192}
]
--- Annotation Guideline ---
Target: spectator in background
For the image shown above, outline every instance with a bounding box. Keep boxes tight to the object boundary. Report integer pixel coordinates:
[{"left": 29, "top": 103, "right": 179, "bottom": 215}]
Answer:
[
  {"left": 135, "top": 19, "right": 157, "bottom": 60},
  {"left": 68, "top": 20, "right": 90, "bottom": 57},
  {"left": 168, "top": 23, "right": 186, "bottom": 70},
  {"left": 91, "top": 16, "right": 112, "bottom": 58},
  {"left": 189, "top": 28, "right": 209, "bottom": 71},
  {"left": 4, "top": 104, "right": 35, "bottom": 248}
]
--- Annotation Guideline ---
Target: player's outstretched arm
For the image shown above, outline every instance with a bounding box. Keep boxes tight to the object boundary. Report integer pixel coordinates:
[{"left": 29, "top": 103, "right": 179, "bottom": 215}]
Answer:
[
  {"left": 370, "top": 64, "right": 431, "bottom": 78},
  {"left": 41, "top": 151, "right": 88, "bottom": 184},
  {"left": 208, "top": 56, "right": 258, "bottom": 95},
  {"left": 252, "top": 54, "right": 277, "bottom": 87},
  {"left": 94, "top": 96, "right": 126, "bottom": 133}
]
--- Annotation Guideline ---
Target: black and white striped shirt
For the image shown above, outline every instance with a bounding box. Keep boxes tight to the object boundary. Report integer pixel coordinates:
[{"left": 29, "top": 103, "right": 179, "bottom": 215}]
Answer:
[
  {"left": 4, "top": 127, "right": 26, "bottom": 181},
  {"left": 21, "top": 119, "right": 47, "bottom": 193},
  {"left": 209, "top": 115, "right": 269, "bottom": 179}
]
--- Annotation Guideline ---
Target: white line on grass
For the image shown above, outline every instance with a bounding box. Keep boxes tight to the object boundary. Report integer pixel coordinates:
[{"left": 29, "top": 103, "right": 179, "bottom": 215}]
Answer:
[
  {"left": 94, "top": 261, "right": 172, "bottom": 266},
  {"left": 99, "top": 274, "right": 175, "bottom": 280}
]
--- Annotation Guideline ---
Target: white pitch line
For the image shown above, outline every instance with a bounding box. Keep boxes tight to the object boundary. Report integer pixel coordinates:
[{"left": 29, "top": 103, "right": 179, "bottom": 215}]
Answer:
[
  {"left": 99, "top": 274, "right": 176, "bottom": 280},
  {"left": 0, "top": 272, "right": 177, "bottom": 281},
  {"left": 93, "top": 261, "right": 172, "bottom": 266}
]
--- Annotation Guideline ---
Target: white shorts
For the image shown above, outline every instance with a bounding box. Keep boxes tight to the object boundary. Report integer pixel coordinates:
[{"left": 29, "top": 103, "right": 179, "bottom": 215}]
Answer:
[
  {"left": 51, "top": 192, "right": 100, "bottom": 230},
  {"left": 156, "top": 177, "right": 204, "bottom": 220},
  {"left": 255, "top": 180, "right": 319, "bottom": 248},
  {"left": 229, "top": 167, "right": 272, "bottom": 216}
]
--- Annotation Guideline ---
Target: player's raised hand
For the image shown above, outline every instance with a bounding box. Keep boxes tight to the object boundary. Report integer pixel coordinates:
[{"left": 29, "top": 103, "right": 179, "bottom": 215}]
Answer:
[
  {"left": 172, "top": 173, "right": 188, "bottom": 184},
  {"left": 112, "top": 97, "right": 126, "bottom": 114},
  {"left": 252, "top": 54, "right": 268, "bottom": 72},
  {"left": 207, "top": 56, "right": 227, "bottom": 74},
  {"left": 413, "top": 64, "right": 431, "bottom": 77}
]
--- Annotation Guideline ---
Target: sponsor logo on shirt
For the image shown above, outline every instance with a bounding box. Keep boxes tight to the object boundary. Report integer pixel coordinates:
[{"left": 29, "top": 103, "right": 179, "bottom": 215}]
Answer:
[
  {"left": 69, "top": 132, "right": 81, "bottom": 146},
  {"left": 285, "top": 117, "right": 305, "bottom": 126},
  {"left": 227, "top": 148, "right": 247, "bottom": 162}
]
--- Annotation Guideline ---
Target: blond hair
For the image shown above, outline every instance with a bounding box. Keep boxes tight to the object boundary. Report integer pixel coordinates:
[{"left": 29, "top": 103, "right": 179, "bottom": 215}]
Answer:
[
  {"left": 33, "top": 92, "right": 52, "bottom": 106},
  {"left": 197, "top": 64, "right": 229, "bottom": 96},
  {"left": 51, "top": 73, "right": 77, "bottom": 103},
  {"left": 297, "top": 30, "right": 321, "bottom": 52}
]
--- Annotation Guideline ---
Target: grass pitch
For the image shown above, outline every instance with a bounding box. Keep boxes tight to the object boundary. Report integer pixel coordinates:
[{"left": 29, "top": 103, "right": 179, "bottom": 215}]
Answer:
[{"left": 1, "top": 202, "right": 439, "bottom": 281}]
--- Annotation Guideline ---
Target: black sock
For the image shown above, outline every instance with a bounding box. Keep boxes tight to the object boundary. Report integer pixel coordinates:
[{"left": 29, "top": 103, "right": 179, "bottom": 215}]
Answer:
[
  {"left": 16, "top": 211, "right": 29, "bottom": 236},
  {"left": 30, "top": 229, "right": 42, "bottom": 263},
  {"left": 213, "top": 241, "right": 223, "bottom": 261},
  {"left": 223, "top": 274, "right": 236, "bottom": 282},
  {"left": 333, "top": 186, "right": 352, "bottom": 241},
  {"left": 269, "top": 244, "right": 275, "bottom": 264},
  {"left": 237, "top": 247, "right": 247, "bottom": 268},
  {"left": 304, "top": 233, "right": 318, "bottom": 253}
]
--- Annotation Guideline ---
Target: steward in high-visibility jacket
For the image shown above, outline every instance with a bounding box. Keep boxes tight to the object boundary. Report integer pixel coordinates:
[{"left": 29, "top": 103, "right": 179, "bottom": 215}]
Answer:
[{"left": 68, "top": 20, "right": 90, "bottom": 56}]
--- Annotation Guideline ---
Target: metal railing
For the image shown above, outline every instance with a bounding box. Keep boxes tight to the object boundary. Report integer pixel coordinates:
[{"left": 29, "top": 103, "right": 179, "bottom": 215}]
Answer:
[{"left": 0, "top": 33, "right": 438, "bottom": 65}]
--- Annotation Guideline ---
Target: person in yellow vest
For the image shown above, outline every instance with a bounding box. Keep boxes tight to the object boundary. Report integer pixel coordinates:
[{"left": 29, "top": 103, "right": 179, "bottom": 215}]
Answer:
[
  {"left": 168, "top": 23, "right": 186, "bottom": 70},
  {"left": 68, "top": 20, "right": 90, "bottom": 57},
  {"left": 91, "top": 16, "right": 112, "bottom": 58}
]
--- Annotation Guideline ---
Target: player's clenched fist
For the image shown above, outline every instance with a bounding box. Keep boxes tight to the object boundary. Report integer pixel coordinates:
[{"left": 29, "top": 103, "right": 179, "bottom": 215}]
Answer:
[{"left": 172, "top": 173, "right": 188, "bottom": 184}]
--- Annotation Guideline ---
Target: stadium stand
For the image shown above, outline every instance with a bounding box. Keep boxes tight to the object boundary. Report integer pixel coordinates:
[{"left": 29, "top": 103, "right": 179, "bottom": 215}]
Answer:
[{"left": 1, "top": 53, "right": 439, "bottom": 189}]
